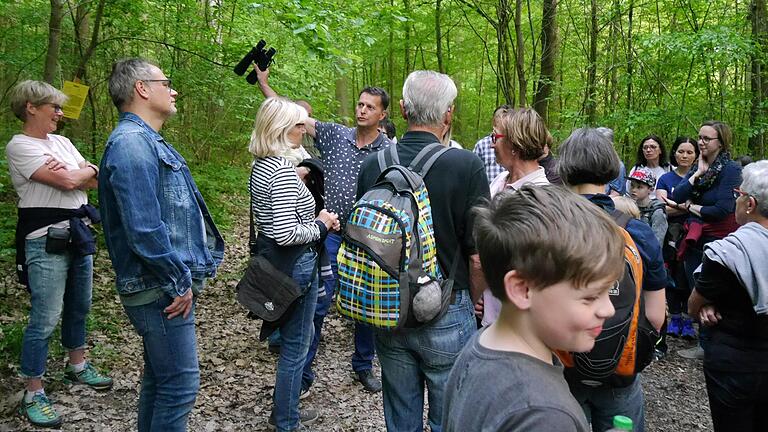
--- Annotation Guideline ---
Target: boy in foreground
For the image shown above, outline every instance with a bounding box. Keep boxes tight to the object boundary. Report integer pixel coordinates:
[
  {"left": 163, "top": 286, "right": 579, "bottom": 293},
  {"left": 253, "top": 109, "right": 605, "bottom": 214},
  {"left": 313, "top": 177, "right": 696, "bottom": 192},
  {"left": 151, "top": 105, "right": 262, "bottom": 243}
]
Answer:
[{"left": 442, "top": 185, "right": 624, "bottom": 431}]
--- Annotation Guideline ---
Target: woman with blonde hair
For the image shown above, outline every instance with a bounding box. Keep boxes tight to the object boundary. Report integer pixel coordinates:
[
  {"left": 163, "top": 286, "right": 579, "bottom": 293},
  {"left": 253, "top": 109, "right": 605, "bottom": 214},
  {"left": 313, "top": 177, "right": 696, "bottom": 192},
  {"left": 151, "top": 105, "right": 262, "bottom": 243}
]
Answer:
[
  {"left": 6, "top": 80, "right": 111, "bottom": 428},
  {"left": 248, "top": 97, "right": 339, "bottom": 431},
  {"left": 481, "top": 107, "right": 551, "bottom": 326}
]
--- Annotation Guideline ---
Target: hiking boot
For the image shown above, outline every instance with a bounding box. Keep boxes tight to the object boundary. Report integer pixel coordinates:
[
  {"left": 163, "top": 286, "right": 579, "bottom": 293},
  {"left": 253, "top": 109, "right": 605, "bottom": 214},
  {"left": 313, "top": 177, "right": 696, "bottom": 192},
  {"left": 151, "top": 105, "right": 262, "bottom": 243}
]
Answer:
[
  {"left": 354, "top": 370, "right": 382, "bottom": 393},
  {"left": 680, "top": 318, "right": 697, "bottom": 340},
  {"left": 666, "top": 315, "right": 683, "bottom": 338},
  {"left": 268, "top": 408, "right": 319, "bottom": 430},
  {"left": 19, "top": 392, "right": 62, "bottom": 428},
  {"left": 64, "top": 362, "right": 114, "bottom": 391},
  {"left": 678, "top": 346, "right": 704, "bottom": 360}
]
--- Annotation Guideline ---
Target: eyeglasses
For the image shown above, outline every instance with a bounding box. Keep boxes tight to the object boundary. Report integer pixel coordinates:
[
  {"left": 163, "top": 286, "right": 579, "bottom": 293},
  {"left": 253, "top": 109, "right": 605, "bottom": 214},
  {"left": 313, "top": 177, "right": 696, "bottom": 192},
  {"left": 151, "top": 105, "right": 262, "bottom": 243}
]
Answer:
[
  {"left": 732, "top": 188, "right": 758, "bottom": 205},
  {"left": 698, "top": 135, "right": 718, "bottom": 144},
  {"left": 491, "top": 133, "right": 505, "bottom": 144},
  {"left": 296, "top": 122, "right": 306, "bottom": 127},
  {"left": 47, "top": 103, "right": 64, "bottom": 113},
  {"left": 141, "top": 79, "right": 173, "bottom": 91}
]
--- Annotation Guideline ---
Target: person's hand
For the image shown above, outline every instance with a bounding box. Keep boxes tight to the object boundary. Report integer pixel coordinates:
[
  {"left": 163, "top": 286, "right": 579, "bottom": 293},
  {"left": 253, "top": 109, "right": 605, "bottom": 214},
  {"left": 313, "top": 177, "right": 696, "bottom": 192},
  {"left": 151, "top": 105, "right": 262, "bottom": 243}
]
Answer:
[
  {"left": 253, "top": 64, "right": 269, "bottom": 83},
  {"left": 44, "top": 154, "right": 66, "bottom": 171},
  {"left": 474, "top": 297, "right": 484, "bottom": 319},
  {"left": 164, "top": 289, "right": 194, "bottom": 320},
  {"left": 699, "top": 304, "right": 721, "bottom": 327},
  {"left": 296, "top": 166, "right": 310, "bottom": 183},
  {"left": 695, "top": 157, "right": 709, "bottom": 177},
  {"left": 317, "top": 209, "right": 340, "bottom": 231}
]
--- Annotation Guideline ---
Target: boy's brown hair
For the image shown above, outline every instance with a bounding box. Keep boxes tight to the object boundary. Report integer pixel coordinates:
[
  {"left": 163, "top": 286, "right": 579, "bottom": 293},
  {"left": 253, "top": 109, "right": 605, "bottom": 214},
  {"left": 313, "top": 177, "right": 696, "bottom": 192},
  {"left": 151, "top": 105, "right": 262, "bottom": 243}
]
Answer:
[{"left": 473, "top": 184, "right": 625, "bottom": 300}]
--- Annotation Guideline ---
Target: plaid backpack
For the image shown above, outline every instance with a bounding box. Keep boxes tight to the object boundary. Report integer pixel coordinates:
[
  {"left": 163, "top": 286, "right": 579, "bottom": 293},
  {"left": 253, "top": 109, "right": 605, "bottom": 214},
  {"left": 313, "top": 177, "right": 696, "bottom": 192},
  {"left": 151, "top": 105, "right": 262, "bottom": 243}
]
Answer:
[
  {"left": 336, "top": 143, "right": 455, "bottom": 331},
  {"left": 556, "top": 210, "right": 660, "bottom": 387}
]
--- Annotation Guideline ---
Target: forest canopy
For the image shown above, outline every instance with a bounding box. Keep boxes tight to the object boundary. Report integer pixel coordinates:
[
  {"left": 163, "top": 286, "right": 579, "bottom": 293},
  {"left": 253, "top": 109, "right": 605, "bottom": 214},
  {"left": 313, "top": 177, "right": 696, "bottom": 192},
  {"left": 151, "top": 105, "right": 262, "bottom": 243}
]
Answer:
[{"left": 1, "top": 0, "right": 766, "bottom": 165}]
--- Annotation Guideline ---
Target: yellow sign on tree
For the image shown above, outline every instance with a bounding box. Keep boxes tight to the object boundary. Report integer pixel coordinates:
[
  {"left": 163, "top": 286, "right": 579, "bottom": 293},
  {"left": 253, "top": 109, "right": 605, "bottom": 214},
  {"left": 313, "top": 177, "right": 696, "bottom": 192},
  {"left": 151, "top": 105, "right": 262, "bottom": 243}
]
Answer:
[{"left": 61, "top": 81, "right": 89, "bottom": 120}]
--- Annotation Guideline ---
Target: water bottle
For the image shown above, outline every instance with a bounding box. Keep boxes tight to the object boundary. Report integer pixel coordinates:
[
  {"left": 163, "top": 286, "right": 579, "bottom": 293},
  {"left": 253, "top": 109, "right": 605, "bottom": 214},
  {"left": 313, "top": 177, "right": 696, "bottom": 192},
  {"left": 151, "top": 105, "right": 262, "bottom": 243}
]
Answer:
[{"left": 606, "top": 415, "right": 633, "bottom": 431}]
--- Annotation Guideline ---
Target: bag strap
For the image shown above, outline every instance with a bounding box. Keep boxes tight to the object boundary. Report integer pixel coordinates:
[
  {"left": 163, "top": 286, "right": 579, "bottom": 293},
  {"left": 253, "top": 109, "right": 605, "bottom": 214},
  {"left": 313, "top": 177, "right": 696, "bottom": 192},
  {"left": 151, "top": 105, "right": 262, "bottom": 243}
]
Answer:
[
  {"left": 409, "top": 143, "right": 452, "bottom": 177},
  {"left": 377, "top": 143, "right": 400, "bottom": 171},
  {"left": 249, "top": 165, "right": 257, "bottom": 256}
]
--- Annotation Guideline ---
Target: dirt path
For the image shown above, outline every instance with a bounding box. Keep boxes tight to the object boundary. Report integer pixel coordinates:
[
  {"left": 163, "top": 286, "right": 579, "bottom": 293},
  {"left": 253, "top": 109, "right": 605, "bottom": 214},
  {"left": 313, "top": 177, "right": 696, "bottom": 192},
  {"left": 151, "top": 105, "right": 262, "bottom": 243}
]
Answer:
[{"left": 0, "top": 215, "right": 713, "bottom": 431}]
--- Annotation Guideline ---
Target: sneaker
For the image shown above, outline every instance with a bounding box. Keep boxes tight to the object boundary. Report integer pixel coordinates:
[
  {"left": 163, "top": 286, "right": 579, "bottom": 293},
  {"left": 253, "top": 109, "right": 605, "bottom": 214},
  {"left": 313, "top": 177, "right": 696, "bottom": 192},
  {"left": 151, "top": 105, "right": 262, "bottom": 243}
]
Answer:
[
  {"left": 653, "top": 348, "right": 666, "bottom": 361},
  {"left": 680, "top": 318, "right": 697, "bottom": 340},
  {"left": 64, "top": 362, "right": 114, "bottom": 391},
  {"left": 267, "top": 408, "right": 319, "bottom": 430},
  {"left": 19, "top": 392, "right": 62, "bottom": 428},
  {"left": 354, "top": 370, "right": 382, "bottom": 393},
  {"left": 667, "top": 315, "right": 682, "bottom": 337},
  {"left": 678, "top": 346, "right": 704, "bottom": 360},
  {"left": 299, "top": 386, "right": 311, "bottom": 400}
]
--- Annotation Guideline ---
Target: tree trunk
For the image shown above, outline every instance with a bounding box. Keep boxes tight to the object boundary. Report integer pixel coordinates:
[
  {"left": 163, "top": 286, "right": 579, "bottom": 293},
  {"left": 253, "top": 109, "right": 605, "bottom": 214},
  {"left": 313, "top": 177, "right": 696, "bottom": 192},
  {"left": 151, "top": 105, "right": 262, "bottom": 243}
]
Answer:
[
  {"left": 533, "top": 0, "right": 557, "bottom": 123},
  {"left": 514, "top": 0, "right": 526, "bottom": 105},
  {"left": 43, "top": 0, "right": 65, "bottom": 83},
  {"left": 403, "top": 0, "right": 411, "bottom": 79},
  {"left": 496, "top": 0, "right": 514, "bottom": 104},
  {"left": 436, "top": 0, "right": 445, "bottom": 73},
  {"left": 335, "top": 73, "right": 352, "bottom": 125},
  {"left": 750, "top": 0, "right": 767, "bottom": 158},
  {"left": 585, "top": 0, "right": 598, "bottom": 124}
]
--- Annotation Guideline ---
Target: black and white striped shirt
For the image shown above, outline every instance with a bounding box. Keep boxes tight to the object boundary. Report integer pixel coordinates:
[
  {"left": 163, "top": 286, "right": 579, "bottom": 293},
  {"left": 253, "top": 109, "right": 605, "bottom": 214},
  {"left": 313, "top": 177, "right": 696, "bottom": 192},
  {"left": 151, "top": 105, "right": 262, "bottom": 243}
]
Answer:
[{"left": 250, "top": 156, "right": 320, "bottom": 246}]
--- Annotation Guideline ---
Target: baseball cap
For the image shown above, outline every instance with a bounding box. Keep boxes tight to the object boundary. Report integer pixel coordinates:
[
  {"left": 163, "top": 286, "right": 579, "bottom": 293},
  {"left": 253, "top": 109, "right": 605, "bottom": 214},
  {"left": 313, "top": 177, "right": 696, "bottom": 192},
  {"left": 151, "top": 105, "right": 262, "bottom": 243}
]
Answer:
[{"left": 628, "top": 168, "right": 656, "bottom": 188}]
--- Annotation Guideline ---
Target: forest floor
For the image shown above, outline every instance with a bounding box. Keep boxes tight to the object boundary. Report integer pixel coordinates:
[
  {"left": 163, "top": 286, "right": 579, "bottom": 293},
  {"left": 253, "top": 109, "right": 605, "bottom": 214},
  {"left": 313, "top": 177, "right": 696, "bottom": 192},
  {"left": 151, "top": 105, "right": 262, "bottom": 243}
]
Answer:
[{"left": 0, "top": 213, "right": 714, "bottom": 431}]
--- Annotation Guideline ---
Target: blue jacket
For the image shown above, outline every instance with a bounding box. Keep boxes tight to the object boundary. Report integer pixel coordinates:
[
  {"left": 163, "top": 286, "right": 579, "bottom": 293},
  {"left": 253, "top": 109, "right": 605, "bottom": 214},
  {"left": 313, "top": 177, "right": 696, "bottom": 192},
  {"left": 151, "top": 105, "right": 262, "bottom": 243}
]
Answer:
[
  {"left": 98, "top": 112, "right": 224, "bottom": 297},
  {"left": 672, "top": 160, "right": 741, "bottom": 222}
]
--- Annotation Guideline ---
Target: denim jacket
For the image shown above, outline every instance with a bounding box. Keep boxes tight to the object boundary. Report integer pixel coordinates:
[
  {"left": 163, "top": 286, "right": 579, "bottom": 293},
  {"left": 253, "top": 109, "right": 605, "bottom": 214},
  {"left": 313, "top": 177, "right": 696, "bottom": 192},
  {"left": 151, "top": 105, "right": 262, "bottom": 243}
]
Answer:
[{"left": 99, "top": 112, "right": 225, "bottom": 298}]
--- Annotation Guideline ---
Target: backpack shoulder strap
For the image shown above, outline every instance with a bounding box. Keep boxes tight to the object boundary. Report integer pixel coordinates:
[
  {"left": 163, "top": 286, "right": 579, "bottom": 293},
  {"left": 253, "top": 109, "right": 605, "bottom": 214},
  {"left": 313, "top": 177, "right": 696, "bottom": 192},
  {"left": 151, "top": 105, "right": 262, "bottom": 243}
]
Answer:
[
  {"left": 409, "top": 143, "right": 453, "bottom": 177},
  {"left": 377, "top": 143, "right": 400, "bottom": 172}
]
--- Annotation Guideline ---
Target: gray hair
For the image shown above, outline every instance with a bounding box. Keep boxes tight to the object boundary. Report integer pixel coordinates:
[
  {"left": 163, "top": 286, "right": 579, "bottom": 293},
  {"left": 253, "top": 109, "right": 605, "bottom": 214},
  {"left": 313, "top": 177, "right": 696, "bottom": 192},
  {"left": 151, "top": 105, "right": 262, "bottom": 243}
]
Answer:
[
  {"left": 741, "top": 160, "right": 768, "bottom": 217},
  {"left": 9, "top": 80, "right": 68, "bottom": 121},
  {"left": 557, "top": 128, "right": 621, "bottom": 186},
  {"left": 401, "top": 70, "right": 457, "bottom": 127},
  {"left": 596, "top": 126, "right": 614, "bottom": 142},
  {"left": 108, "top": 58, "right": 157, "bottom": 110}
]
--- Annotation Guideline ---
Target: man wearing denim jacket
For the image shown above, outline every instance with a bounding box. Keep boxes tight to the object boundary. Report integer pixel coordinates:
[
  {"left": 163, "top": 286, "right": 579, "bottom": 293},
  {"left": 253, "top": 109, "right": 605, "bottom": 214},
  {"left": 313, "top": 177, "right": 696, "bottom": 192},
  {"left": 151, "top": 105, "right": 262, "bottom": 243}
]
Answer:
[{"left": 98, "top": 58, "right": 224, "bottom": 432}]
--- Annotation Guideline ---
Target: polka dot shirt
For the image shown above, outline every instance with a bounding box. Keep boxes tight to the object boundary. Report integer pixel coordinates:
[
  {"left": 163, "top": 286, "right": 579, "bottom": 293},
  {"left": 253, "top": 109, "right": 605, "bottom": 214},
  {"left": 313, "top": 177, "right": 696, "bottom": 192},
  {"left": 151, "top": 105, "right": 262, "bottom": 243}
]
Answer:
[{"left": 315, "top": 121, "right": 391, "bottom": 225}]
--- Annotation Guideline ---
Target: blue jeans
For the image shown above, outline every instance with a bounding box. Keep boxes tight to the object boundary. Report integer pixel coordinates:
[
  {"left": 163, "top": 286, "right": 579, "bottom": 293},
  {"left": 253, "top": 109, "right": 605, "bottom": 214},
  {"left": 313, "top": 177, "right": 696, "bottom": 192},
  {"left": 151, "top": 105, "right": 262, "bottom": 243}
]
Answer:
[
  {"left": 20, "top": 236, "right": 93, "bottom": 378},
  {"left": 274, "top": 249, "right": 319, "bottom": 432},
  {"left": 375, "top": 289, "right": 475, "bottom": 432},
  {"left": 301, "top": 233, "right": 374, "bottom": 388},
  {"left": 569, "top": 375, "right": 645, "bottom": 432},
  {"left": 123, "top": 294, "right": 199, "bottom": 432}
]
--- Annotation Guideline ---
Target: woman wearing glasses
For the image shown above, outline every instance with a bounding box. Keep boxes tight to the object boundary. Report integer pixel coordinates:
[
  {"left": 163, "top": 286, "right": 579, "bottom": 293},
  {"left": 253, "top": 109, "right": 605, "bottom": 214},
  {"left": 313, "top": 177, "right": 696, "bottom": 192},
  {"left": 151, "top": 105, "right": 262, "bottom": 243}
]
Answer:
[
  {"left": 6, "top": 81, "right": 111, "bottom": 428},
  {"left": 671, "top": 121, "right": 742, "bottom": 357},
  {"left": 626, "top": 134, "right": 670, "bottom": 192},
  {"left": 687, "top": 160, "right": 768, "bottom": 431},
  {"left": 655, "top": 137, "right": 700, "bottom": 340},
  {"left": 248, "top": 97, "right": 339, "bottom": 431},
  {"left": 480, "top": 107, "right": 551, "bottom": 326}
]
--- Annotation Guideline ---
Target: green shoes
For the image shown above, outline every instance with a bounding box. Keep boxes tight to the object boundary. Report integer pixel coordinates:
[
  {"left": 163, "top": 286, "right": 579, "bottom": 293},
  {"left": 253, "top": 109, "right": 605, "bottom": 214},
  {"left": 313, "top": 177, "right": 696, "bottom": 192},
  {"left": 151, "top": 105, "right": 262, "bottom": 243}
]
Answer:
[
  {"left": 19, "top": 392, "right": 62, "bottom": 428},
  {"left": 64, "top": 362, "right": 114, "bottom": 391}
]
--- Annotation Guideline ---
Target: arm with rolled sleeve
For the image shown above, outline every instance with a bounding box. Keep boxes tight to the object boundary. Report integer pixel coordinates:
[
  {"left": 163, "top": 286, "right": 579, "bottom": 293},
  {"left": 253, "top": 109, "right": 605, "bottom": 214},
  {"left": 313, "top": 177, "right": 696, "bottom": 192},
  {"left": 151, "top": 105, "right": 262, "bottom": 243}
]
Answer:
[
  {"left": 103, "top": 132, "right": 192, "bottom": 297},
  {"left": 463, "top": 156, "right": 491, "bottom": 303}
]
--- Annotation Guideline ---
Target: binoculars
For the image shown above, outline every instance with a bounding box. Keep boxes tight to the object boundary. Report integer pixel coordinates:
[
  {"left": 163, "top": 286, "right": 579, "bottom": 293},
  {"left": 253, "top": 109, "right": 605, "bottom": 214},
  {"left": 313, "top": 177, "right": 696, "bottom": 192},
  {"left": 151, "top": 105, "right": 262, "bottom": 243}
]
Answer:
[{"left": 234, "top": 40, "right": 277, "bottom": 84}]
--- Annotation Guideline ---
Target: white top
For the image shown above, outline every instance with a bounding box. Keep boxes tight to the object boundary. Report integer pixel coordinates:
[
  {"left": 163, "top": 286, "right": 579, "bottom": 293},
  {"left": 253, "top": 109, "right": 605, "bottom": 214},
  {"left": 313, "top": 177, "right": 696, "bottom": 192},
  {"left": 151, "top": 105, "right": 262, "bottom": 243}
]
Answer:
[
  {"left": 249, "top": 156, "right": 320, "bottom": 246},
  {"left": 6, "top": 133, "right": 88, "bottom": 238}
]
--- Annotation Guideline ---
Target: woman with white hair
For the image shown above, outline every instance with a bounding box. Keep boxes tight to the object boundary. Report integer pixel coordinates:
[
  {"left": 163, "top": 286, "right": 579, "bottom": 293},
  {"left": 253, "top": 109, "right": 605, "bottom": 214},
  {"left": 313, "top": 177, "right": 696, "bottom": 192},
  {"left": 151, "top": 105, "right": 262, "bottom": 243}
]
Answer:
[
  {"left": 248, "top": 97, "right": 339, "bottom": 431},
  {"left": 6, "top": 80, "right": 112, "bottom": 428},
  {"left": 688, "top": 160, "right": 768, "bottom": 432}
]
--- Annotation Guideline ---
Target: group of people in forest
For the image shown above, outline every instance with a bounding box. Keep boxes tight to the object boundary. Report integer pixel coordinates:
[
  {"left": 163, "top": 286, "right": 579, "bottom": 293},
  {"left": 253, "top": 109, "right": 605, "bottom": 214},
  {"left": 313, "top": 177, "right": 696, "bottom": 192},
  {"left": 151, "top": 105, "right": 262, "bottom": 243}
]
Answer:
[{"left": 5, "top": 56, "right": 768, "bottom": 432}]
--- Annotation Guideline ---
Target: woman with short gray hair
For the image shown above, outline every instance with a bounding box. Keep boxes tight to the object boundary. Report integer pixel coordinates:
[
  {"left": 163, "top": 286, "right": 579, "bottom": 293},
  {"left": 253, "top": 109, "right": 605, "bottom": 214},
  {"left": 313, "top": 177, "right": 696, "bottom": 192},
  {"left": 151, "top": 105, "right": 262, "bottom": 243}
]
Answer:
[
  {"left": 688, "top": 160, "right": 768, "bottom": 431},
  {"left": 6, "top": 80, "right": 112, "bottom": 428}
]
